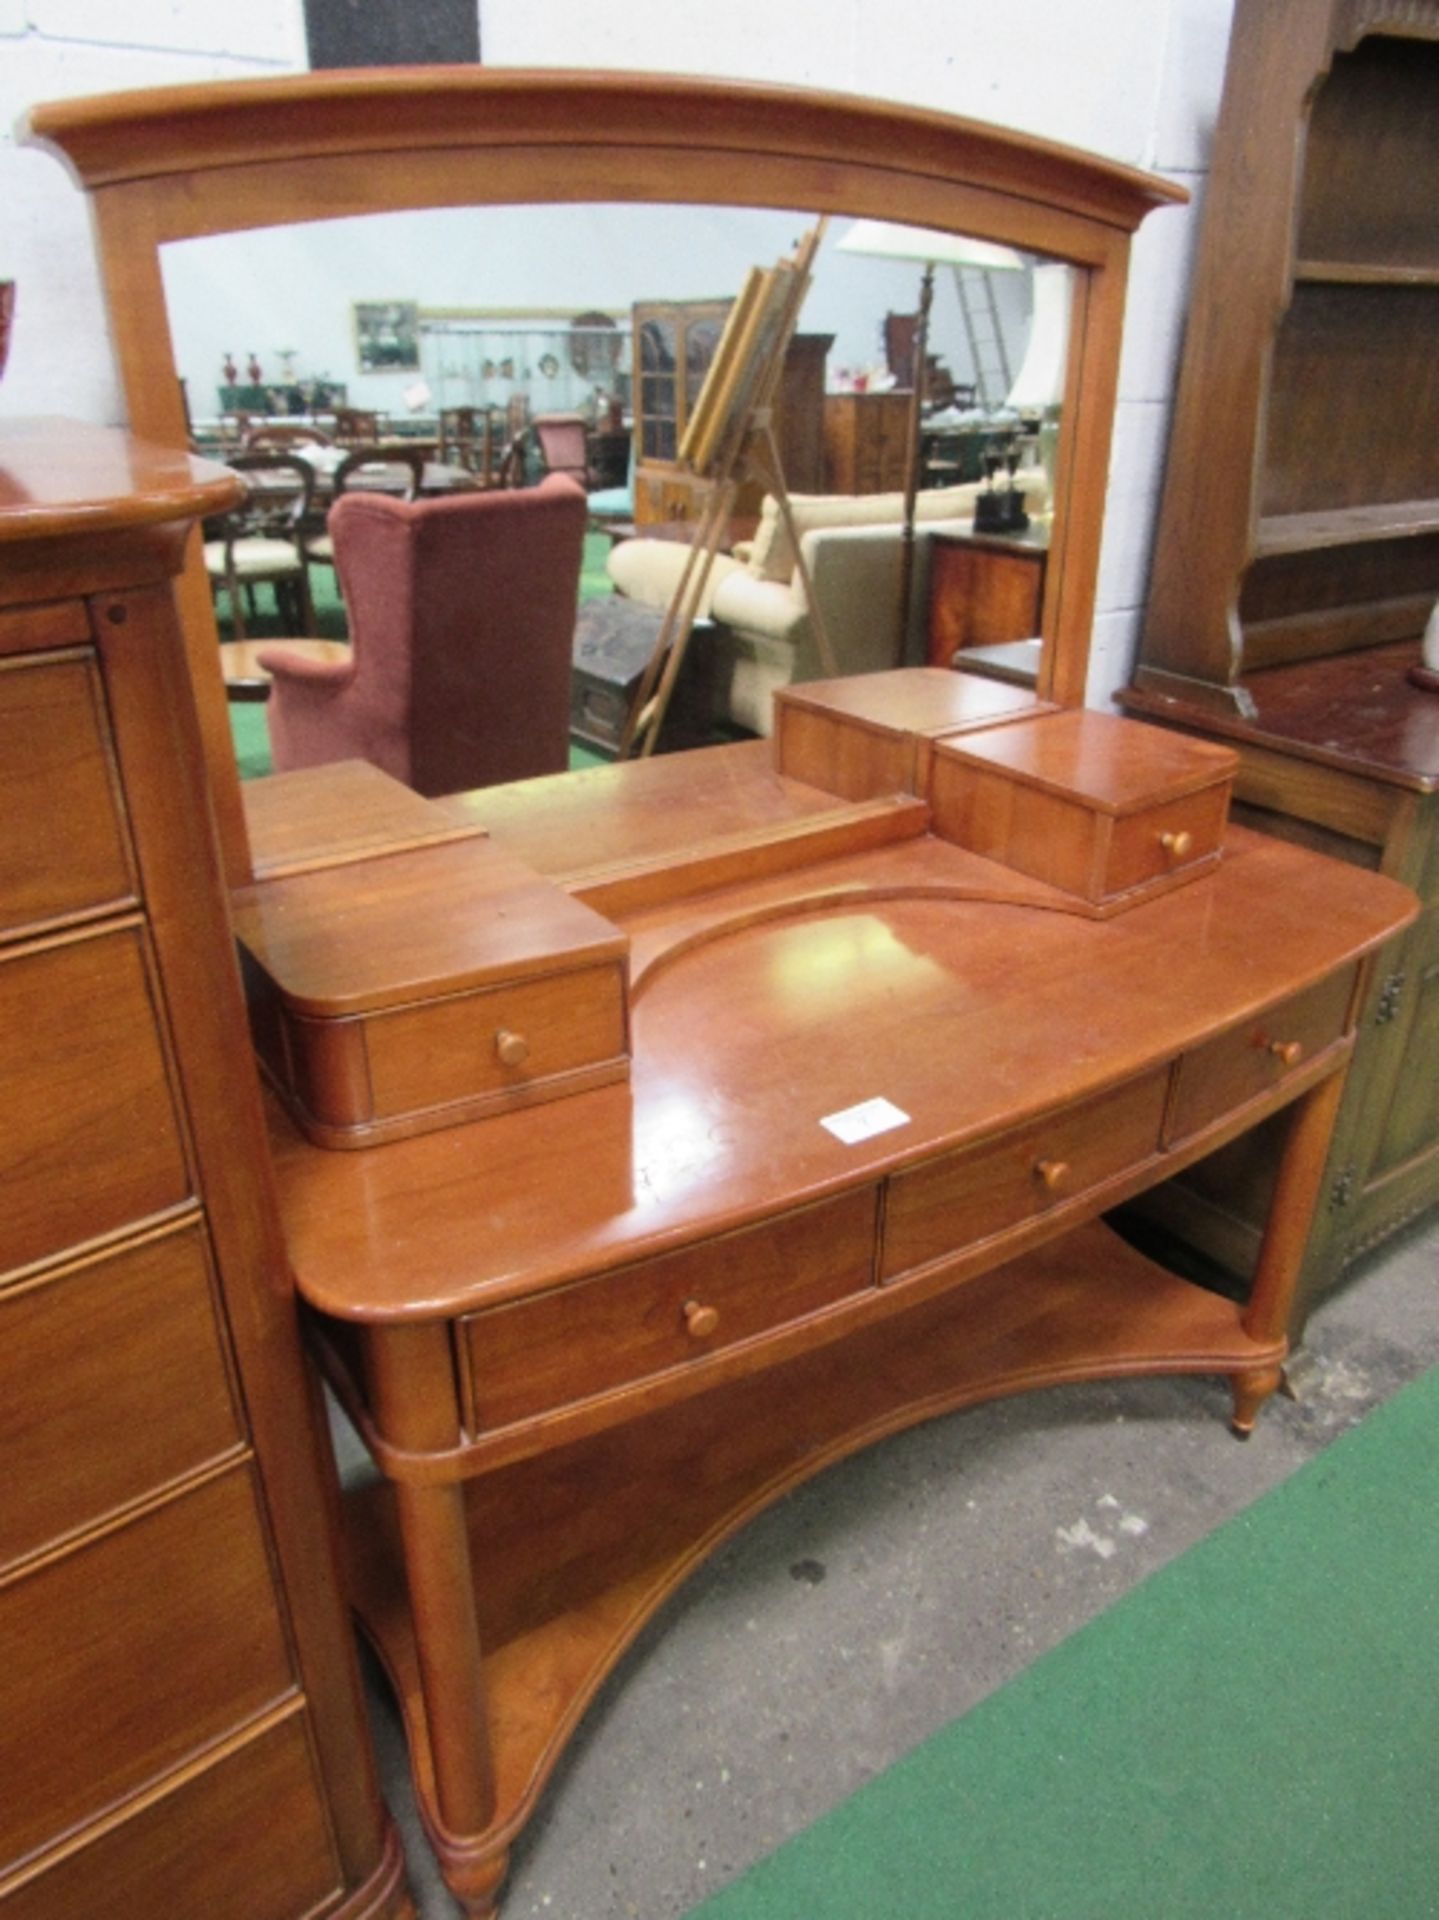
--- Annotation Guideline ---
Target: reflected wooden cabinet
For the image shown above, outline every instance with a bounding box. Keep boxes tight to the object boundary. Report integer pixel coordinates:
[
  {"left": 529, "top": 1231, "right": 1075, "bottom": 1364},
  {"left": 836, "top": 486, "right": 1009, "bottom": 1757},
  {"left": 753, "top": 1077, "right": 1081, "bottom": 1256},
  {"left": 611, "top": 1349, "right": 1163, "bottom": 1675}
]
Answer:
[
  {"left": 1122, "top": 0, "right": 1439, "bottom": 1325},
  {"left": 0, "top": 422, "right": 410, "bottom": 1920},
  {"left": 631, "top": 296, "right": 731, "bottom": 525},
  {"left": 632, "top": 302, "right": 832, "bottom": 524},
  {"left": 823, "top": 390, "right": 913, "bottom": 493}
]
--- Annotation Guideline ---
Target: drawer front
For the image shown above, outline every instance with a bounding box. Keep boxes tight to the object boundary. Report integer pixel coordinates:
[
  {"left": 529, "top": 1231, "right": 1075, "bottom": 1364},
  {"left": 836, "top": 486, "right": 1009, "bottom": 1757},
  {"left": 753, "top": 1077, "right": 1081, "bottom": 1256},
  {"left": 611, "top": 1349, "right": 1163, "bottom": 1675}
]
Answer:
[
  {"left": 0, "top": 1463, "right": 295, "bottom": 1871},
  {"left": 882, "top": 1069, "right": 1170, "bottom": 1280},
  {"left": 1166, "top": 966, "right": 1357, "bottom": 1144},
  {"left": 354, "top": 962, "right": 627, "bottom": 1123},
  {"left": 0, "top": 925, "right": 192, "bottom": 1280},
  {"left": 1104, "top": 781, "right": 1230, "bottom": 897},
  {"left": 462, "top": 1186, "right": 878, "bottom": 1431},
  {"left": 0, "top": 1711, "right": 339, "bottom": 1920},
  {"left": 0, "top": 650, "right": 136, "bottom": 941},
  {"left": 0, "top": 1223, "right": 241, "bottom": 1572}
]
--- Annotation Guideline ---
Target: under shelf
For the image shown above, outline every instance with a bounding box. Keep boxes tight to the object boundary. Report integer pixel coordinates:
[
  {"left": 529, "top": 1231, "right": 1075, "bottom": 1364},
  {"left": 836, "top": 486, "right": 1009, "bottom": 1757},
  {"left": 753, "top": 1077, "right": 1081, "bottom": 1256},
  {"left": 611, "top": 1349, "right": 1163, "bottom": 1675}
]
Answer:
[
  {"left": 343, "top": 1217, "right": 1277, "bottom": 1873},
  {"left": 1254, "top": 498, "right": 1439, "bottom": 558},
  {"left": 1294, "top": 259, "right": 1439, "bottom": 287}
]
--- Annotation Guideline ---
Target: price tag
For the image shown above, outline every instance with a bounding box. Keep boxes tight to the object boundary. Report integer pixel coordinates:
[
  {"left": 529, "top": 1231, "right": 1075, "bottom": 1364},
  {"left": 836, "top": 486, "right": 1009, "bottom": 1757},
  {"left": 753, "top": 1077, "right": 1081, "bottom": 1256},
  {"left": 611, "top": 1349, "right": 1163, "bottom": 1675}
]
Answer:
[{"left": 820, "top": 1097, "right": 912, "bottom": 1146}]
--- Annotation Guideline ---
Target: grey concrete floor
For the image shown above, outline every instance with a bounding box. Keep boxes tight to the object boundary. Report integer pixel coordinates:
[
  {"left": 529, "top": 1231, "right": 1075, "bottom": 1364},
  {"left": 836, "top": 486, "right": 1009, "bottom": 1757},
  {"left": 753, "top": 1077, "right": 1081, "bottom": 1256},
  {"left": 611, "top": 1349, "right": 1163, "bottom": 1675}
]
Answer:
[{"left": 339, "top": 1210, "right": 1439, "bottom": 1920}]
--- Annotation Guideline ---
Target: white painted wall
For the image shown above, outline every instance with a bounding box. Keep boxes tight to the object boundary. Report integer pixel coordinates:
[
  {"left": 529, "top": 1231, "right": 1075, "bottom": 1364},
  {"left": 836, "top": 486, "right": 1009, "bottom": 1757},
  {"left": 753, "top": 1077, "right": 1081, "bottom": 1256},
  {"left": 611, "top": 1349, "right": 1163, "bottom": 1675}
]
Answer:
[{"left": 1, "top": 0, "right": 1239, "bottom": 705}]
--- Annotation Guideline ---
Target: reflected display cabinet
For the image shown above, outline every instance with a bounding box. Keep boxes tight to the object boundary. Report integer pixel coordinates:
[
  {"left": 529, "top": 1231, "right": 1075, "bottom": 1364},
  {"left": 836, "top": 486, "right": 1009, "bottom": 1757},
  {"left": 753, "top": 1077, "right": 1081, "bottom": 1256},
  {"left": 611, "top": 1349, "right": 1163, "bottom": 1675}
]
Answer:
[
  {"left": 1122, "top": 0, "right": 1439, "bottom": 1325},
  {"left": 631, "top": 296, "right": 731, "bottom": 524},
  {"left": 0, "top": 422, "right": 411, "bottom": 1920}
]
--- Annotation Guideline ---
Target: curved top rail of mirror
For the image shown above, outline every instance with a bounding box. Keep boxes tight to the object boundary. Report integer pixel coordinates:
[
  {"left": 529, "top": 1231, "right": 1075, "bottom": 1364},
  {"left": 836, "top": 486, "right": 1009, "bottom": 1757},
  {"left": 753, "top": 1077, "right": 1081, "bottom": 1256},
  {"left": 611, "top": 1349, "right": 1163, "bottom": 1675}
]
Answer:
[{"left": 24, "top": 69, "right": 1185, "bottom": 248}]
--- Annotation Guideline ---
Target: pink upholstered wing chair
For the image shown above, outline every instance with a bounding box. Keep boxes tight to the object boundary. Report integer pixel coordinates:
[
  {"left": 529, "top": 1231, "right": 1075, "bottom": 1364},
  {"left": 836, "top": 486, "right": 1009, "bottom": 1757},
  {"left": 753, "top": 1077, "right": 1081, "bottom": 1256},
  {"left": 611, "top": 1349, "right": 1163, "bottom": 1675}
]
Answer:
[{"left": 259, "top": 474, "right": 587, "bottom": 797}]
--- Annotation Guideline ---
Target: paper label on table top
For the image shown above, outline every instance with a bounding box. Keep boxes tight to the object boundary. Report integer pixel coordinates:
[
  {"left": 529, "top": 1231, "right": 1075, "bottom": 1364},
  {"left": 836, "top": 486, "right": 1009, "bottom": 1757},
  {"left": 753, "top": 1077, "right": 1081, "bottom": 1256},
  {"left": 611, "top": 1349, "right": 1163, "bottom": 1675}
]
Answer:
[{"left": 820, "top": 1097, "right": 912, "bottom": 1145}]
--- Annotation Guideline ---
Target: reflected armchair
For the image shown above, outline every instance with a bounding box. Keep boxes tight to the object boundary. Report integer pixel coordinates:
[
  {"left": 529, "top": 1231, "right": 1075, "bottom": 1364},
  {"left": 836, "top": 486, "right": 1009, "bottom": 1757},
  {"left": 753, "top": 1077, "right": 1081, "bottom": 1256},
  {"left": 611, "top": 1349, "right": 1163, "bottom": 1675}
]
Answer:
[{"left": 259, "top": 474, "right": 588, "bottom": 796}]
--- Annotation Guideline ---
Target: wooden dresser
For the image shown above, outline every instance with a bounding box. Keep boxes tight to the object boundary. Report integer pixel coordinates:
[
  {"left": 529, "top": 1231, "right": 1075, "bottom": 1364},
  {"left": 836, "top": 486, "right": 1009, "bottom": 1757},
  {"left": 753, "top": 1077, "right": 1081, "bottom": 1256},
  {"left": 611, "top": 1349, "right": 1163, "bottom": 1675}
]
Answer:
[
  {"left": 822, "top": 390, "right": 913, "bottom": 493},
  {"left": 0, "top": 421, "right": 410, "bottom": 1920},
  {"left": 1122, "top": 0, "right": 1439, "bottom": 1324}
]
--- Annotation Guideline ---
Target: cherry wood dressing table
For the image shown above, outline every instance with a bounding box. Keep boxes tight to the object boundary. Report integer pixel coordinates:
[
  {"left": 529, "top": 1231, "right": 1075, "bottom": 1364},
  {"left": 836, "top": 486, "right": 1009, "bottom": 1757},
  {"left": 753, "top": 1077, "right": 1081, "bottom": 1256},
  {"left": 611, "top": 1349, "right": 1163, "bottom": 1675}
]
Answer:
[{"left": 235, "top": 677, "right": 1414, "bottom": 1917}]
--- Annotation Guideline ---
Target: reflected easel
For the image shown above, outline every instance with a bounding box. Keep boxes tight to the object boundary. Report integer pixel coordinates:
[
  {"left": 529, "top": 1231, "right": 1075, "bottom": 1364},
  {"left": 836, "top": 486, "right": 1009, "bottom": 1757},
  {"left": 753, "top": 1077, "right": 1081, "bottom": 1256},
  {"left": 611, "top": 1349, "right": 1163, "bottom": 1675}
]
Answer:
[{"left": 619, "top": 220, "right": 836, "bottom": 758}]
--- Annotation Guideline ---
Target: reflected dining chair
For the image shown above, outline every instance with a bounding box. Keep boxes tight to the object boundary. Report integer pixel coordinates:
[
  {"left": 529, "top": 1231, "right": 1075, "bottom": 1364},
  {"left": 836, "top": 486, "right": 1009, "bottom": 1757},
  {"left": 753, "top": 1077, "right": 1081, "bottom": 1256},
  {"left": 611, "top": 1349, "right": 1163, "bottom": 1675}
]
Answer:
[
  {"left": 302, "top": 442, "right": 427, "bottom": 582},
  {"left": 203, "top": 450, "right": 317, "bottom": 639},
  {"left": 259, "top": 474, "right": 588, "bottom": 796}
]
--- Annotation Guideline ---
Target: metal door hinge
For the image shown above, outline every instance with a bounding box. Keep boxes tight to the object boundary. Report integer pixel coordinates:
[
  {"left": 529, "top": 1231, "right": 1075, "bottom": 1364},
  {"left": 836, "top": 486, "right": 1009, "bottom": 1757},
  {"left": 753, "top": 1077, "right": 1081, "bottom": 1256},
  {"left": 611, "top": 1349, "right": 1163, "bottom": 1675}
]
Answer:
[
  {"left": 1330, "top": 1166, "right": 1356, "bottom": 1210},
  {"left": 1374, "top": 970, "right": 1406, "bottom": 1025}
]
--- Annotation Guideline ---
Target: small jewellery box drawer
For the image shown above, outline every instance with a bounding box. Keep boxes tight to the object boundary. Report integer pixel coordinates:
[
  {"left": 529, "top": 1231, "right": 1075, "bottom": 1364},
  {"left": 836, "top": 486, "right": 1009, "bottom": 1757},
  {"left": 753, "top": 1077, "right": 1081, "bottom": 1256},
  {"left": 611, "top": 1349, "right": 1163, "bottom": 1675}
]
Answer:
[
  {"left": 460, "top": 1186, "right": 878, "bottom": 1431},
  {"left": 0, "top": 923, "right": 191, "bottom": 1280},
  {"left": 881, "top": 1069, "right": 1169, "bottom": 1280},
  {"left": 773, "top": 667, "right": 1050, "bottom": 801},
  {"left": 929, "top": 709, "right": 1237, "bottom": 909},
  {"left": 0, "top": 647, "right": 136, "bottom": 941},
  {"left": 1165, "top": 966, "right": 1357, "bottom": 1143},
  {"left": 234, "top": 836, "right": 631, "bottom": 1148}
]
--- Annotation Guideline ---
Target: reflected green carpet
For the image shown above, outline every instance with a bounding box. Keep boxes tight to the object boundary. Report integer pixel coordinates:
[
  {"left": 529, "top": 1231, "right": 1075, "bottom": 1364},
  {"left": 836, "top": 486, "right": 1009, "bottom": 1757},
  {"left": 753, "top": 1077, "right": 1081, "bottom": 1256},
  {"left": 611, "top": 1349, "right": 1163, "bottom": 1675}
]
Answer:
[
  {"left": 224, "top": 529, "right": 617, "bottom": 779},
  {"left": 686, "top": 1365, "right": 1439, "bottom": 1920}
]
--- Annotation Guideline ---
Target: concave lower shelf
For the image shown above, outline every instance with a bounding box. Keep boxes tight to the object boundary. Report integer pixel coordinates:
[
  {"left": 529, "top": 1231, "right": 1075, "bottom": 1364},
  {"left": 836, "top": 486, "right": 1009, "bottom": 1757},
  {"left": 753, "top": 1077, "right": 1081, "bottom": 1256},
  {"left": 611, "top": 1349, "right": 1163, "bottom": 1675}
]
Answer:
[
  {"left": 343, "top": 1216, "right": 1277, "bottom": 1864},
  {"left": 1254, "top": 497, "right": 1439, "bottom": 558}
]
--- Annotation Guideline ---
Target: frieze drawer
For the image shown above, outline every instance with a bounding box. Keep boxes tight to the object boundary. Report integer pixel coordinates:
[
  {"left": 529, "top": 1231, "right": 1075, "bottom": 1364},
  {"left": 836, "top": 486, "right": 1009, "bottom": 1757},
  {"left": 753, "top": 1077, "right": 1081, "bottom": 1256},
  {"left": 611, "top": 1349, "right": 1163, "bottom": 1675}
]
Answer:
[
  {"left": 0, "top": 1463, "right": 295, "bottom": 1873},
  {"left": 0, "top": 922, "right": 191, "bottom": 1281},
  {"left": 881, "top": 1069, "right": 1170, "bottom": 1281},
  {"left": 460, "top": 1186, "right": 879, "bottom": 1432},
  {"left": 1165, "top": 966, "right": 1357, "bottom": 1144},
  {"left": 0, "top": 649, "right": 136, "bottom": 943},
  {"left": 0, "top": 1222, "right": 241, "bottom": 1572}
]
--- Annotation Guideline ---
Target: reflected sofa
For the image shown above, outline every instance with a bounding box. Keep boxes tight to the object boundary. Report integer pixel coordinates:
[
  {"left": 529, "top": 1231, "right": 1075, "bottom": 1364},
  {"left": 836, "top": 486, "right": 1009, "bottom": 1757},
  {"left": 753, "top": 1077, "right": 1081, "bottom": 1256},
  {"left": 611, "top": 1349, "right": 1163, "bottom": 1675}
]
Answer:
[{"left": 605, "top": 471, "right": 1049, "bottom": 734}]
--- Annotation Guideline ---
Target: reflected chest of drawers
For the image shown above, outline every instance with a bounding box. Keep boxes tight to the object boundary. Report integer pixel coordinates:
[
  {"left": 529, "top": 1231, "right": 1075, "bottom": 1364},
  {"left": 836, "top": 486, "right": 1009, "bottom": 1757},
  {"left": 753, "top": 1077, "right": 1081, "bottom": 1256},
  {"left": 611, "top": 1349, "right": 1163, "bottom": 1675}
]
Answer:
[{"left": 0, "top": 421, "right": 410, "bottom": 1920}]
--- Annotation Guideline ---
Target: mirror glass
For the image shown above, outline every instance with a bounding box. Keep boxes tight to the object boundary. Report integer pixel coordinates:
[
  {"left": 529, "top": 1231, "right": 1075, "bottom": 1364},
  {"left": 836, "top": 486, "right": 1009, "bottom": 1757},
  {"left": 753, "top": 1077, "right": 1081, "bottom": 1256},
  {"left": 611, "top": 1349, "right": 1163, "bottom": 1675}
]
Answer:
[{"left": 161, "top": 204, "right": 1071, "bottom": 774}]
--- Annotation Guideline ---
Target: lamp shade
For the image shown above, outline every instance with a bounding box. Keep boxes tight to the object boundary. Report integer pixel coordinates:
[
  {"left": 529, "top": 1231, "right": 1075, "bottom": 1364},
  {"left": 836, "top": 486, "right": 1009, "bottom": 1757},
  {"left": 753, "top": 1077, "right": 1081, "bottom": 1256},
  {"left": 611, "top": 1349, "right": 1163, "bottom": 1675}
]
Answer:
[{"left": 836, "top": 219, "right": 1027, "bottom": 271}]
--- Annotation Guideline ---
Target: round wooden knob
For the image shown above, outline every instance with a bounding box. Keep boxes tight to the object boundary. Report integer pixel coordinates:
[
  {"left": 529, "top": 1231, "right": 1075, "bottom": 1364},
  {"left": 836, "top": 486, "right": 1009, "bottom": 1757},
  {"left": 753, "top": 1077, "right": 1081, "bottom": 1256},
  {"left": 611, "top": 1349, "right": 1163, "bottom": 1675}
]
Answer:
[
  {"left": 1159, "top": 829, "right": 1193, "bottom": 859},
  {"left": 494, "top": 1029, "right": 530, "bottom": 1068},
  {"left": 683, "top": 1299, "right": 720, "bottom": 1340},
  {"left": 1268, "top": 1038, "right": 1303, "bottom": 1067},
  {"left": 1034, "top": 1158, "right": 1070, "bottom": 1192}
]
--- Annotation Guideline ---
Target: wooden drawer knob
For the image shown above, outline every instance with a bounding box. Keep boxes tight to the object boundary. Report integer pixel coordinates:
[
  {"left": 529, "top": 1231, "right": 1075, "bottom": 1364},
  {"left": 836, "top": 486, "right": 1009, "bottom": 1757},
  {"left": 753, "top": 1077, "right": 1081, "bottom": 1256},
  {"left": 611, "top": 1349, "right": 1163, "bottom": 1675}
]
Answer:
[
  {"left": 1267, "top": 1038, "right": 1303, "bottom": 1067},
  {"left": 494, "top": 1028, "right": 530, "bottom": 1068},
  {"left": 1034, "top": 1158, "right": 1070, "bottom": 1192},
  {"left": 1159, "top": 829, "right": 1193, "bottom": 860},
  {"left": 683, "top": 1299, "right": 720, "bottom": 1340}
]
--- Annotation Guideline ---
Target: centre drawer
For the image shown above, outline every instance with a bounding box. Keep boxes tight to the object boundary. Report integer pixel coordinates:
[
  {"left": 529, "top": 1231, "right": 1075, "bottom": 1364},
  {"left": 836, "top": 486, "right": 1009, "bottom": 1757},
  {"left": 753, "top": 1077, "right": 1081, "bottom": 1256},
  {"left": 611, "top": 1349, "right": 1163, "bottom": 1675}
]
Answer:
[
  {"left": 880, "top": 1068, "right": 1169, "bottom": 1280},
  {"left": 459, "top": 1185, "right": 878, "bottom": 1432},
  {"left": 1165, "top": 965, "right": 1357, "bottom": 1143}
]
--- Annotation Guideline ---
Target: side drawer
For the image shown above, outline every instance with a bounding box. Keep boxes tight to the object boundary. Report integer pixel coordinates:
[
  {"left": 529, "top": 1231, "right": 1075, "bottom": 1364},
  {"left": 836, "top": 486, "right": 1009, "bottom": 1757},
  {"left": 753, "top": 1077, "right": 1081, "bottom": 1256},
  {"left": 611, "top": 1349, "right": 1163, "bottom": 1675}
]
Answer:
[
  {"left": 0, "top": 648, "right": 137, "bottom": 942},
  {"left": 0, "top": 923, "right": 192, "bottom": 1280},
  {"left": 881, "top": 1069, "right": 1170, "bottom": 1281},
  {"left": 0, "top": 1463, "right": 296, "bottom": 1873},
  {"left": 461, "top": 1186, "right": 878, "bottom": 1432},
  {"left": 0, "top": 1712, "right": 339, "bottom": 1920},
  {"left": 1165, "top": 967, "right": 1357, "bottom": 1144},
  {"left": 0, "top": 1222, "right": 242, "bottom": 1572}
]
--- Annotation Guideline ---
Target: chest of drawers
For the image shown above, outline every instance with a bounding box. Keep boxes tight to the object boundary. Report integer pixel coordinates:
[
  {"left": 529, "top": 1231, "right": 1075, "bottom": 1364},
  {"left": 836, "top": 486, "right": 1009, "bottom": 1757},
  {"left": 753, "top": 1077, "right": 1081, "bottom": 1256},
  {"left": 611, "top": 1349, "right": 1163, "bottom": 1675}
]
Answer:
[{"left": 0, "top": 422, "right": 411, "bottom": 1920}]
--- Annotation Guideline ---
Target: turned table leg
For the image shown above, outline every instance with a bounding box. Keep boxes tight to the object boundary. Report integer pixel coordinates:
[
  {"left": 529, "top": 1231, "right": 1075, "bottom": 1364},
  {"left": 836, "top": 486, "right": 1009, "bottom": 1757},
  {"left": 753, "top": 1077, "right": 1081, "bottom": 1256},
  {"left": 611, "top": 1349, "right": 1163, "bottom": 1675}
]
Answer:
[
  {"left": 1230, "top": 1065, "right": 1347, "bottom": 1435},
  {"left": 368, "top": 1324, "right": 507, "bottom": 1916}
]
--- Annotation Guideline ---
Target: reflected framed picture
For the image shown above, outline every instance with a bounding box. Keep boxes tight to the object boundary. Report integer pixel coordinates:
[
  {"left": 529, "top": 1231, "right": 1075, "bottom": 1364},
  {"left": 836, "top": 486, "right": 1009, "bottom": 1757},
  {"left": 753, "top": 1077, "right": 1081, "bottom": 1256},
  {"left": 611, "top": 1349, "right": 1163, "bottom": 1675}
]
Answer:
[{"left": 353, "top": 300, "right": 421, "bottom": 373}]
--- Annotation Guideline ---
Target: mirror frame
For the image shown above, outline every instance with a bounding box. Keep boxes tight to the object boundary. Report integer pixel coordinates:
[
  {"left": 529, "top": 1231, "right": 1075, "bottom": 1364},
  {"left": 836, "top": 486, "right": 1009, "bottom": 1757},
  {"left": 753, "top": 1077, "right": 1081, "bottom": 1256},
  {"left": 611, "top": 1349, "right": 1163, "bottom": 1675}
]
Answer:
[{"left": 27, "top": 68, "right": 1182, "bottom": 882}]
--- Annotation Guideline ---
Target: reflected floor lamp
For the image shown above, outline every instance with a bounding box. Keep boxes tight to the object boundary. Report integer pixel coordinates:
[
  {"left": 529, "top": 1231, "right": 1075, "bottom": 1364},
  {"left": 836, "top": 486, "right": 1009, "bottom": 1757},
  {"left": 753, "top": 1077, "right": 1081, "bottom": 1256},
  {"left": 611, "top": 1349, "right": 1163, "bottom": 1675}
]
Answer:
[{"left": 837, "top": 220, "right": 1027, "bottom": 666}]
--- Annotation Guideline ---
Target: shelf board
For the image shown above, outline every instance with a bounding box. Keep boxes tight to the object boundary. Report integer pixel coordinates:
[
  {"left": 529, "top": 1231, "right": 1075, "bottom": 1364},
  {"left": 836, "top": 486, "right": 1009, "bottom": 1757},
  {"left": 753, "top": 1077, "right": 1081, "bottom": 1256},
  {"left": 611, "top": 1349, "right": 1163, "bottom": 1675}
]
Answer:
[
  {"left": 1294, "top": 259, "right": 1439, "bottom": 287},
  {"left": 1254, "top": 498, "right": 1439, "bottom": 558}
]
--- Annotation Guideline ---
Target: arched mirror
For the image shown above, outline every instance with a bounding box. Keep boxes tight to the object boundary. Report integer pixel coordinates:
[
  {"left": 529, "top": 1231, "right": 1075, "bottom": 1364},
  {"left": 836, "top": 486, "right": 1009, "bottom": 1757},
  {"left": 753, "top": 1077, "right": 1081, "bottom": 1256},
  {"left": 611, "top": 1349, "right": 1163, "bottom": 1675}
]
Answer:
[{"left": 26, "top": 69, "right": 1180, "bottom": 882}]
